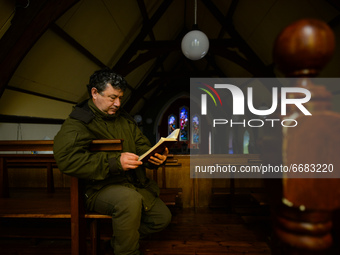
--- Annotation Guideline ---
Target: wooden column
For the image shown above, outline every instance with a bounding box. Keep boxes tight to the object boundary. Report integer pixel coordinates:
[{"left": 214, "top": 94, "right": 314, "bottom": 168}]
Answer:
[
  {"left": 270, "top": 19, "right": 340, "bottom": 254},
  {"left": 70, "top": 177, "right": 86, "bottom": 255},
  {"left": 0, "top": 157, "right": 9, "bottom": 198}
]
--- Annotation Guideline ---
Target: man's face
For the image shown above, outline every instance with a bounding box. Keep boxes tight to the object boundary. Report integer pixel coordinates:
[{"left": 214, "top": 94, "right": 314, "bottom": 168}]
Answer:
[{"left": 91, "top": 84, "right": 124, "bottom": 115}]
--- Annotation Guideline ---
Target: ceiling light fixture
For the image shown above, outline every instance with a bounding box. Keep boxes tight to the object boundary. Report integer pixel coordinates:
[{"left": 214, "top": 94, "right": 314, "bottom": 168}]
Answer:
[{"left": 181, "top": 0, "right": 209, "bottom": 60}]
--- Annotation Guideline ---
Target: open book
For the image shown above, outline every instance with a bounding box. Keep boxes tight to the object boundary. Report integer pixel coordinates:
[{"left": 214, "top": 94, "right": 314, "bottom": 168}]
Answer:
[{"left": 139, "top": 129, "right": 180, "bottom": 162}]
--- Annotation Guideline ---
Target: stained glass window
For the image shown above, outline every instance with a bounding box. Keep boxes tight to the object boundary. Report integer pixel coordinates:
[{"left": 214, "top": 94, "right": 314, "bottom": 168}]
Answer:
[
  {"left": 191, "top": 115, "right": 200, "bottom": 144},
  {"left": 229, "top": 130, "right": 233, "bottom": 154},
  {"left": 168, "top": 114, "right": 177, "bottom": 135},
  {"left": 243, "top": 130, "right": 249, "bottom": 154},
  {"left": 179, "top": 106, "right": 189, "bottom": 141}
]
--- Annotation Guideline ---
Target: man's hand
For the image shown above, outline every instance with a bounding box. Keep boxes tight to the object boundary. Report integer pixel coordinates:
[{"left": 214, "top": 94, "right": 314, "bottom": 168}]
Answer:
[
  {"left": 120, "top": 152, "right": 143, "bottom": 171},
  {"left": 148, "top": 147, "right": 169, "bottom": 165}
]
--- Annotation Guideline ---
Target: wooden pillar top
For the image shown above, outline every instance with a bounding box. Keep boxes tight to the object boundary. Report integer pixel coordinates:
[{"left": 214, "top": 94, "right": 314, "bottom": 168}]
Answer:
[
  {"left": 272, "top": 19, "right": 340, "bottom": 210},
  {"left": 273, "top": 18, "right": 335, "bottom": 77}
]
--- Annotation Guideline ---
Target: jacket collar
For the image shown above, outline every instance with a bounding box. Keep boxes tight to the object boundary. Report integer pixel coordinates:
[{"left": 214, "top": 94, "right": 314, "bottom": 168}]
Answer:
[
  {"left": 69, "top": 99, "right": 95, "bottom": 123},
  {"left": 87, "top": 99, "right": 121, "bottom": 120},
  {"left": 70, "top": 99, "right": 131, "bottom": 123}
]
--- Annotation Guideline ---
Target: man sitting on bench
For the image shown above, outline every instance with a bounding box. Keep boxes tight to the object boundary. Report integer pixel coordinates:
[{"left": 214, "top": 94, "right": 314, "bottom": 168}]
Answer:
[{"left": 53, "top": 68, "right": 171, "bottom": 255}]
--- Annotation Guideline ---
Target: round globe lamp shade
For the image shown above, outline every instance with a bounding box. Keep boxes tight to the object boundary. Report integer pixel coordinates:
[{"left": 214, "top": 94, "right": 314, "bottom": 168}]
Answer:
[{"left": 181, "top": 30, "right": 209, "bottom": 60}]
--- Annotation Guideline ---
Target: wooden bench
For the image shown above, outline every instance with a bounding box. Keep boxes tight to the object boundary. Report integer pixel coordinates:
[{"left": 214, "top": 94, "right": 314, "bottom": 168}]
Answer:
[
  {"left": 0, "top": 139, "right": 182, "bottom": 254},
  {"left": 0, "top": 139, "right": 121, "bottom": 255}
]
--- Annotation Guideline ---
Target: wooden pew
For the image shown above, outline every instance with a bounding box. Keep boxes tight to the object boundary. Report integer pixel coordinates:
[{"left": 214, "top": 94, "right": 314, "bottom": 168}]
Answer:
[
  {"left": 0, "top": 140, "right": 56, "bottom": 197},
  {"left": 0, "top": 139, "right": 121, "bottom": 255},
  {"left": 0, "top": 139, "right": 182, "bottom": 254},
  {"left": 261, "top": 19, "right": 340, "bottom": 254}
]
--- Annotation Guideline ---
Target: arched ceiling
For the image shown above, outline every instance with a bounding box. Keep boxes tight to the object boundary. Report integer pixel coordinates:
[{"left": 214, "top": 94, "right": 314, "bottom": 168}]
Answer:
[{"left": 0, "top": 0, "right": 340, "bottom": 121}]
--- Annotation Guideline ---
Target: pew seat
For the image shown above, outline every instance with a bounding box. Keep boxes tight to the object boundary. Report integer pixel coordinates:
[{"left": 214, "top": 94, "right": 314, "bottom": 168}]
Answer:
[
  {"left": 0, "top": 139, "right": 182, "bottom": 255},
  {"left": 0, "top": 140, "right": 120, "bottom": 255}
]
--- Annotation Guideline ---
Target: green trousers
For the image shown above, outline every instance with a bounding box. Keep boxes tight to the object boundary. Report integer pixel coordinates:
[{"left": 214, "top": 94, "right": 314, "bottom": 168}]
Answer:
[{"left": 91, "top": 184, "right": 172, "bottom": 255}]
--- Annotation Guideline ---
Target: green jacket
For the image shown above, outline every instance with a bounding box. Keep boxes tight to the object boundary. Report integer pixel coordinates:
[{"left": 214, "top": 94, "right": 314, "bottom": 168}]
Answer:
[{"left": 53, "top": 99, "right": 159, "bottom": 211}]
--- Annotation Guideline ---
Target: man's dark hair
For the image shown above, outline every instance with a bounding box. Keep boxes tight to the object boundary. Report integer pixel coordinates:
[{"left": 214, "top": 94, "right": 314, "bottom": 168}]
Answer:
[{"left": 87, "top": 68, "right": 127, "bottom": 97}]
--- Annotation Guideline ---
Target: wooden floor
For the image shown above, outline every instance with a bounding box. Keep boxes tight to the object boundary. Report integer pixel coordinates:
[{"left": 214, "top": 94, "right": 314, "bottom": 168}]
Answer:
[
  {"left": 140, "top": 207, "right": 271, "bottom": 255},
  {"left": 0, "top": 192, "right": 272, "bottom": 255}
]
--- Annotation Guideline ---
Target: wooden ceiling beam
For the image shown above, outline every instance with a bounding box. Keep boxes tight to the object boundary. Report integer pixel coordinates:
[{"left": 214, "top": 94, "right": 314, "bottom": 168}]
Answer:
[
  {"left": 137, "top": 0, "right": 156, "bottom": 41},
  {"left": 210, "top": 48, "right": 264, "bottom": 76},
  {"left": 7, "top": 85, "right": 77, "bottom": 105},
  {"left": 48, "top": 24, "right": 137, "bottom": 92},
  {"left": 123, "top": 28, "right": 194, "bottom": 112},
  {"left": 218, "top": 0, "right": 239, "bottom": 38},
  {"left": 226, "top": 0, "right": 239, "bottom": 20},
  {"left": 0, "top": 114, "right": 64, "bottom": 124},
  {"left": 119, "top": 42, "right": 180, "bottom": 77},
  {"left": 137, "top": 38, "right": 236, "bottom": 50},
  {"left": 0, "top": 1, "right": 47, "bottom": 62},
  {"left": 328, "top": 14, "right": 340, "bottom": 28},
  {"left": 327, "top": 0, "right": 340, "bottom": 12},
  {"left": 153, "top": 70, "right": 220, "bottom": 77},
  {"left": 50, "top": 23, "right": 107, "bottom": 69},
  {"left": 124, "top": 78, "right": 165, "bottom": 113},
  {"left": 120, "top": 38, "right": 238, "bottom": 77},
  {"left": 124, "top": 56, "right": 167, "bottom": 112},
  {"left": 136, "top": 0, "right": 169, "bottom": 79},
  {"left": 137, "top": 40, "right": 181, "bottom": 50},
  {"left": 200, "top": 0, "right": 274, "bottom": 77},
  {"left": 113, "top": 0, "right": 174, "bottom": 73},
  {"left": 204, "top": 54, "right": 227, "bottom": 77},
  {"left": 0, "top": 0, "right": 80, "bottom": 98}
]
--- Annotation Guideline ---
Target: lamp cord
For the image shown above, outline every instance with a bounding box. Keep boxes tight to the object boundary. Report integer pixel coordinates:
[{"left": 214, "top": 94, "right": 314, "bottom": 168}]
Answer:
[{"left": 194, "top": 0, "right": 197, "bottom": 25}]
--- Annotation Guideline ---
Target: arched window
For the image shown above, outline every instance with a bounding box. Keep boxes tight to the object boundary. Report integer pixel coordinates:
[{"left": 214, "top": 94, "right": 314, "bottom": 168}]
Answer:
[
  {"left": 191, "top": 114, "right": 200, "bottom": 144},
  {"left": 179, "top": 106, "right": 189, "bottom": 141},
  {"left": 168, "top": 114, "right": 177, "bottom": 135},
  {"left": 229, "top": 130, "right": 233, "bottom": 154},
  {"left": 243, "top": 130, "right": 250, "bottom": 154}
]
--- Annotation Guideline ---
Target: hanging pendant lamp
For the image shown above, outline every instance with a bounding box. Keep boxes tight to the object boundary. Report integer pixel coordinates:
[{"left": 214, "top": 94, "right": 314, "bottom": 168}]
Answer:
[{"left": 181, "top": 0, "right": 209, "bottom": 60}]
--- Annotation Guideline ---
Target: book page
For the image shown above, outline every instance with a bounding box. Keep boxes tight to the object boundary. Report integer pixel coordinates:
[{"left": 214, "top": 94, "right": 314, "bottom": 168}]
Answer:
[
  {"left": 167, "top": 128, "right": 180, "bottom": 139},
  {"left": 138, "top": 129, "right": 179, "bottom": 162}
]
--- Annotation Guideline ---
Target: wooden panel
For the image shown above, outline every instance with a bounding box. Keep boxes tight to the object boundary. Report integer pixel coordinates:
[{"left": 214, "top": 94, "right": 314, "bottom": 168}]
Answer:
[
  {"left": 195, "top": 154, "right": 263, "bottom": 208},
  {"left": 89, "top": 139, "right": 123, "bottom": 151},
  {"left": 0, "top": 139, "right": 123, "bottom": 152},
  {"left": 147, "top": 154, "right": 264, "bottom": 208},
  {"left": 0, "top": 140, "right": 54, "bottom": 151}
]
